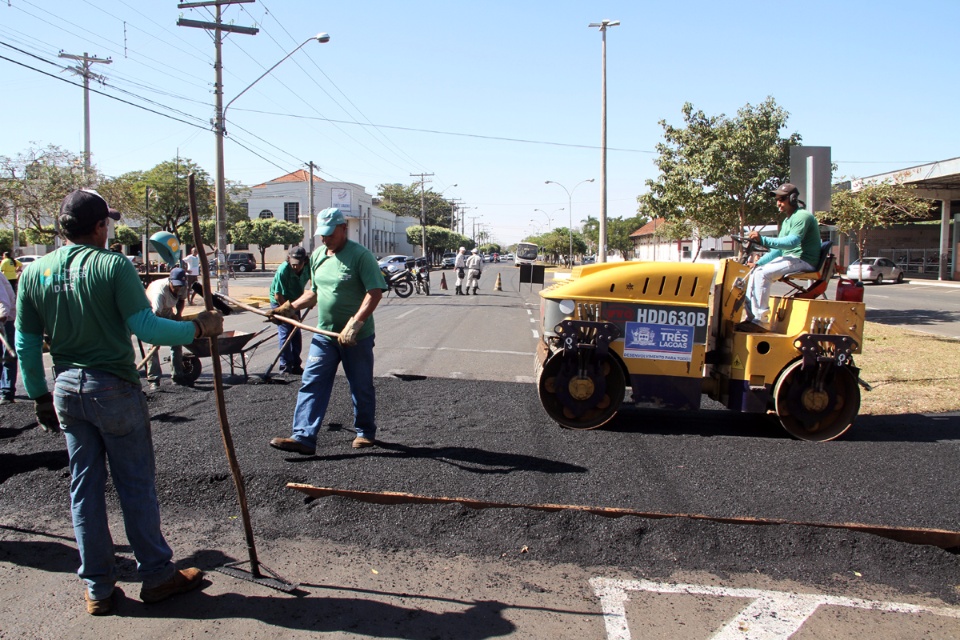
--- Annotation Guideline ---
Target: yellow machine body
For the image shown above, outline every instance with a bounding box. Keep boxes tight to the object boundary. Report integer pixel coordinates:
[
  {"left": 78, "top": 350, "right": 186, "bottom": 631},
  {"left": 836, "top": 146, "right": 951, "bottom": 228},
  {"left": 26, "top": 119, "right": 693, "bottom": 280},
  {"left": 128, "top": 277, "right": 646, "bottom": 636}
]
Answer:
[{"left": 536, "top": 259, "right": 866, "bottom": 441}]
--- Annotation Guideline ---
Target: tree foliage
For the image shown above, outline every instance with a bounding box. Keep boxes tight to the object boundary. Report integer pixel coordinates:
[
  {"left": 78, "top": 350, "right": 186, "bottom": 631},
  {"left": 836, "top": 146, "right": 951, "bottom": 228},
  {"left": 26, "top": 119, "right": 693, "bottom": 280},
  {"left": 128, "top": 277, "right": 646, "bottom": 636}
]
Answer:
[
  {"left": 231, "top": 218, "right": 304, "bottom": 270},
  {"left": 640, "top": 98, "right": 800, "bottom": 249},
  {"left": 406, "top": 225, "right": 472, "bottom": 261},
  {"left": 826, "top": 176, "right": 931, "bottom": 261},
  {"left": 112, "top": 158, "right": 215, "bottom": 237},
  {"left": 176, "top": 220, "right": 220, "bottom": 252},
  {"left": 0, "top": 144, "right": 88, "bottom": 245},
  {"left": 378, "top": 183, "right": 459, "bottom": 228},
  {"left": 112, "top": 224, "right": 140, "bottom": 247}
]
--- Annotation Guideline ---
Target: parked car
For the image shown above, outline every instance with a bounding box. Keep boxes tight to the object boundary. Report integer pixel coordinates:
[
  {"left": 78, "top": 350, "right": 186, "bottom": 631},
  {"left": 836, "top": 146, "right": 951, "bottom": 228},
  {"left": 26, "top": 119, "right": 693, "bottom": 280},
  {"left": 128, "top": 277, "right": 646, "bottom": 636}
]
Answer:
[
  {"left": 441, "top": 252, "right": 457, "bottom": 269},
  {"left": 226, "top": 252, "right": 257, "bottom": 272},
  {"left": 378, "top": 254, "right": 410, "bottom": 270},
  {"left": 844, "top": 257, "right": 903, "bottom": 284},
  {"left": 582, "top": 255, "right": 596, "bottom": 265},
  {"left": 16, "top": 254, "right": 44, "bottom": 265}
]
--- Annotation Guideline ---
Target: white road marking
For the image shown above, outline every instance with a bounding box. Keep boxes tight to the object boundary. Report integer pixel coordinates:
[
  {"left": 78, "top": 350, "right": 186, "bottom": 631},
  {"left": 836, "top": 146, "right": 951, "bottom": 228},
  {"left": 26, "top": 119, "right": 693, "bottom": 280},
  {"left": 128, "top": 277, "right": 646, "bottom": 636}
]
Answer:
[
  {"left": 389, "top": 346, "right": 534, "bottom": 356},
  {"left": 529, "top": 318, "right": 536, "bottom": 323},
  {"left": 527, "top": 309, "right": 532, "bottom": 315},
  {"left": 515, "top": 375, "right": 535, "bottom": 383},
  {"left": 532, "top": 330, "right": 540, "bottom": 339},
  {"left": 590, "top": 577, "right": 960, "bottom": 640},
  {"left": 395, "top": 308, "right": 418, "bottom": 319}
]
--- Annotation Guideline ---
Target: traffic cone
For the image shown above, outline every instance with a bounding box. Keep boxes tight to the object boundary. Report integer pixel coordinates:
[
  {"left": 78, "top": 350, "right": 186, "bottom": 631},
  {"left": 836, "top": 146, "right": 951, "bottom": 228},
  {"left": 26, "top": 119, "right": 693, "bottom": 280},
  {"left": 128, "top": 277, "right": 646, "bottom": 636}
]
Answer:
[
  {"left": 494, "top": 272, "right": 502, "bottom": 291},
  {"left": 440, "top": 272, "right": 448, "bottom": 290}
]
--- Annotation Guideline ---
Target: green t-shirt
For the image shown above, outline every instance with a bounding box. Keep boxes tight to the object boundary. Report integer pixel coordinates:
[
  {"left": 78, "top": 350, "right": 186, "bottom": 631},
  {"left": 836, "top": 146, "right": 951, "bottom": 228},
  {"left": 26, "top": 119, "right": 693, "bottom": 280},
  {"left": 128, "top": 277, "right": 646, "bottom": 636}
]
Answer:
[
  {"left": 269, "top": 261, "right": 310, "bottom": 305},
  {"left": 758, "top": 208, "right": 821, "bottom": 267},
  {"left": 309, "top": 240, "right": 386, "bottom": 340},
  {"left": 16, "top": 244, "right": 150, "bottom": 385}
]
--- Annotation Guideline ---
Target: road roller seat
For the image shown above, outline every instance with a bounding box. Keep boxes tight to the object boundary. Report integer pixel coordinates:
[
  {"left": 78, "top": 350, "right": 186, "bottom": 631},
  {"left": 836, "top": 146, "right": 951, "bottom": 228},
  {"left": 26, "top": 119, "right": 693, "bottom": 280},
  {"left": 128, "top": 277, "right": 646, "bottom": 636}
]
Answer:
[{"left": 780, "top": 240, "right": 835, "bottom": 299}]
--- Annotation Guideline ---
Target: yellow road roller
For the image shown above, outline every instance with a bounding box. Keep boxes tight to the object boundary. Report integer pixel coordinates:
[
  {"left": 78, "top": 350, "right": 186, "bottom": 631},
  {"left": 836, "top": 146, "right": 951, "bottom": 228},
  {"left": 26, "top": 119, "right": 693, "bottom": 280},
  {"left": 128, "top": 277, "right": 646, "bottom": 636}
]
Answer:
[{"left": 535, "top": 240, "right": 867, "bottom": 441}]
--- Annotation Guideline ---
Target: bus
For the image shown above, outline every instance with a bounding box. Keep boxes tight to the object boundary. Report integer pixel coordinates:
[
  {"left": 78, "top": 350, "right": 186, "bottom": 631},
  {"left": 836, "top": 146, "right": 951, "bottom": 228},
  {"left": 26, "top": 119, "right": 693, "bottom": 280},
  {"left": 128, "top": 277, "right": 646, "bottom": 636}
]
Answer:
[{"left": 515, "top": 242, "right": 538, "bottom": 266}]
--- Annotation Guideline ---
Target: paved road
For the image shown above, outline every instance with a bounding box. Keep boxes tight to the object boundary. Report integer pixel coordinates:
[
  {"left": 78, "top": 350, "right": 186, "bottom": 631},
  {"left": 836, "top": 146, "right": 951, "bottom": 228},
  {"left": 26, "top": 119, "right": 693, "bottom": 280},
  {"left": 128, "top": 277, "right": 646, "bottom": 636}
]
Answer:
[{"left": 3, "top": 263, "right": 959, "bottom": 638}]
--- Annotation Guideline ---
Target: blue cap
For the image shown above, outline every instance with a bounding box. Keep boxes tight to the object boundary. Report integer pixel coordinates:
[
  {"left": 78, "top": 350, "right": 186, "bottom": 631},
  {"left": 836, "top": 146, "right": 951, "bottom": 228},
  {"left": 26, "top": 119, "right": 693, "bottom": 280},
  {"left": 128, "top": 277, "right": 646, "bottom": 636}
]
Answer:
[
  {"left": 315, "top": 208, "right": 346, "bottom": 236},
  {"left": 168, "top": 268, "right": 187, "bottom": 286}
]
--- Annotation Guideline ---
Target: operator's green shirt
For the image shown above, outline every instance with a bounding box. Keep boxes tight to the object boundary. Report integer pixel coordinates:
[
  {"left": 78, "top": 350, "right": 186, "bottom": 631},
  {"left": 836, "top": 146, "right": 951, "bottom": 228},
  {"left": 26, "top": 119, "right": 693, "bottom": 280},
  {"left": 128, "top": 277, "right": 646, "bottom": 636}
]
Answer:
[
  {"left": 269, "top": 261, "right": 310, "bottom": 305},
  {"left": 309, "top": 239, "right": 386, "bottom": 341},
  {"left": 757, "top": 208, "right": 821, "bottom": 268},
  {"left": 16, "top": 244, "right": 150, "bottom": 385}
]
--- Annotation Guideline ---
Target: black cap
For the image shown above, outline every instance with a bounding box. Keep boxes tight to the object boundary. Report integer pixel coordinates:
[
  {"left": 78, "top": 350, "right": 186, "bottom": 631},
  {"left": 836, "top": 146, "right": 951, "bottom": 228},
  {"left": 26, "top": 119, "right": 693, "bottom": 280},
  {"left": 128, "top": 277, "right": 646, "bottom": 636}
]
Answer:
[
  {"left": 288, "top": 246, "right": 308, "bottom": 263},
  {"left": 770, "top": 183, "right": 800, "bottom": 198},
  {"left": 60, "top": 189, "right": 121, "bottom": 224}
]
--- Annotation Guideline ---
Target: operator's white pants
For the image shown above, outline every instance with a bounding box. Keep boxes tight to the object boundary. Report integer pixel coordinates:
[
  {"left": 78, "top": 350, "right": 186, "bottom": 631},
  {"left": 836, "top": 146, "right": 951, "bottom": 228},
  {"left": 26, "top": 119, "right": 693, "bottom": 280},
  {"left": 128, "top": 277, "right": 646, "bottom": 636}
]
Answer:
[{"left": 744, "top": 256, "right": 813, "bottom": 325}]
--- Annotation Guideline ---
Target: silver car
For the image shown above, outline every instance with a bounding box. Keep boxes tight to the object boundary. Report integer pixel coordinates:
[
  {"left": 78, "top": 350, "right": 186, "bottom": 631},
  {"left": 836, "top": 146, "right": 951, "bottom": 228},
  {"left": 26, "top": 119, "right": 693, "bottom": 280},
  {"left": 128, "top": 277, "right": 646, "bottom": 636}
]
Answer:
[{"left": 844, "top": 257, "right": 903, "bottom": 284}]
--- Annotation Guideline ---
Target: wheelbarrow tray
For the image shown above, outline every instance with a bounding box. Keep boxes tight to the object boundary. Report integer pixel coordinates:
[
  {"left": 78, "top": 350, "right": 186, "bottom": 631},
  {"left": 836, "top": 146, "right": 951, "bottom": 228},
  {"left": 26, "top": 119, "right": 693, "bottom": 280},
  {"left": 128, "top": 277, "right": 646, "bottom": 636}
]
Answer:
[{"left": 186, "top": 329, "right": 266, "bottom": 358}]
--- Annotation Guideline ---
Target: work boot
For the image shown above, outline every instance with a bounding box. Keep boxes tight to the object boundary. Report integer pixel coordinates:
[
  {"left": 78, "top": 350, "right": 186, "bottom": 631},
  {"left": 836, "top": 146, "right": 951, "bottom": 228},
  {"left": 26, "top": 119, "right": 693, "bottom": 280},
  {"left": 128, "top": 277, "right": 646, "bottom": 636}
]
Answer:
[
  {"left": 140, "top": 568, "right": 204, "bottom": 604},
  {"left": 473, "top": 286, "right": 479, "bottom": 295},
  {"left": 85, "top": 587, "right": 121, "bottom": 615},
  {"left": 269, "top": 437, "right": 316, "bottom": 455},
  {"left": 352, "top": 436, "right": 375, "bottom": 449},
  {"left": 148, "top": 380, "right": 161, "bottom": 391},
  {"left": 455, "top": 285, "right": 462, "bottom": 295}
]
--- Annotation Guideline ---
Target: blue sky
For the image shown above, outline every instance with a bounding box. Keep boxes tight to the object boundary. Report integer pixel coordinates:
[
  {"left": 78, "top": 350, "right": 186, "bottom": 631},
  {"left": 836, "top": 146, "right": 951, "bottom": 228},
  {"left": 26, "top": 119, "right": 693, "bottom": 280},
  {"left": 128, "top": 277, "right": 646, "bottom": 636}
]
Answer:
[{"left": 3, "top": 1, "right": 958, "bottom": 245}]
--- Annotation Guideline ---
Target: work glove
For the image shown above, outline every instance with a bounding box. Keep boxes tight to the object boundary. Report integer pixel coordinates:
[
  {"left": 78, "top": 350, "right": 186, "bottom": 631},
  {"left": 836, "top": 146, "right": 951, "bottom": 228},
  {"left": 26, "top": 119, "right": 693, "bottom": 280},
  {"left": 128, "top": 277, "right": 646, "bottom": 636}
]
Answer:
[
  {"left": 338, "top": 316, "right": 363, "bottom": 347},
  {"left": 193, "top": 310, "right": 224, "bottom": 339},
  {"left": 34, "top": 392, "right": 60, "bottom": 433},
  {"left": 265, "top": 301, "right": 298, "bottom": 324}
]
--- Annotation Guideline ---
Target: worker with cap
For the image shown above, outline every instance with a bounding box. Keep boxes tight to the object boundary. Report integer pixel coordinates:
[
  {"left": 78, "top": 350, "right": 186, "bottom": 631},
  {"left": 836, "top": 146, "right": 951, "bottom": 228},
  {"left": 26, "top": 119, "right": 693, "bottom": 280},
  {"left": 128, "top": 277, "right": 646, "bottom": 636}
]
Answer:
[
  {"left": 267, "top": 207, "right": 387, "bottom": 453},
  {"left": 269, "top": 246, "right": 311, "bottom": 375},
  {"left": 738, "top": 182, "right": 821, "bottom": 332},
  {"left": 453, "top": 246, "right": 467, "bottom": 295},
  {"left": 145, "top": 266, "right": 190, "bottom": 389},
  {"left": 15, "top": 188, "right": 223, "bottom": 614},
  {"left": 464, "top": 247, "right": 483, "bottom": 295}
]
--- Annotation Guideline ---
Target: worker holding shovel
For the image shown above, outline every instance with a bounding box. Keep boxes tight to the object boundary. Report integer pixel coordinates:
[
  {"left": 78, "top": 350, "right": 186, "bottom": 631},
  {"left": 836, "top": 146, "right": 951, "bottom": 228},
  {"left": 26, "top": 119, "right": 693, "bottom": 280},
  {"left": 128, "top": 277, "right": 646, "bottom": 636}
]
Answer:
[{"left": 15, "top": 189, "right": 224, "bottom": 615}]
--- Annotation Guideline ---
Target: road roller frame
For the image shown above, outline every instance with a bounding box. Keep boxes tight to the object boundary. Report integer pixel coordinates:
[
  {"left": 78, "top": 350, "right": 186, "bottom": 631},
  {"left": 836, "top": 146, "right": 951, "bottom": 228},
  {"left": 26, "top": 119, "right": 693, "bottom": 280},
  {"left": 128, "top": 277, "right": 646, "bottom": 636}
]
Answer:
[{"left": 535, "top": 258, "right": 867, "bottom": 441}]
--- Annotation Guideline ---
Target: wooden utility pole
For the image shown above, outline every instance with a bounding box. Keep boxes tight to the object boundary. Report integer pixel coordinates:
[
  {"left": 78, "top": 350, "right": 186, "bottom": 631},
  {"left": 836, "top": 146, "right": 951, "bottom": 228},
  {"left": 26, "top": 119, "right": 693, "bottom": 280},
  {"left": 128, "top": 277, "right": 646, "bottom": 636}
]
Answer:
[
  {"left": 58, "top": 51, "right": 112, "bottom": 183},
  {"left": 307, "top": 161, "right": 317, "bottom": 252},
  {"left": 410, "top": 172, "right": 433, "bottom": 258},
  {"left": 178, "top": 0, "right": 258, "bottom": 295}
]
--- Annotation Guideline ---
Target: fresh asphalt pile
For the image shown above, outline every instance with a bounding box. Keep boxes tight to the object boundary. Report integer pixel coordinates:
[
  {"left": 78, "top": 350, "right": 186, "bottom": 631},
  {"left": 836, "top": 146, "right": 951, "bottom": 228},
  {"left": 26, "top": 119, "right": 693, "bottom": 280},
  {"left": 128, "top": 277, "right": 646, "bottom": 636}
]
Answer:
[{"left": 2, "top": 374, "right": 959, "bottom": 603}]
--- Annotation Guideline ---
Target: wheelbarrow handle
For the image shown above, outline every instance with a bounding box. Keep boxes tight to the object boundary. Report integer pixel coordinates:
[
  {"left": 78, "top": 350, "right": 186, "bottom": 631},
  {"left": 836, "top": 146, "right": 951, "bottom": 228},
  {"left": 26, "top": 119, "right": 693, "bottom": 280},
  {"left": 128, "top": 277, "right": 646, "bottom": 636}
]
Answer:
[{"left": 214, "top": 293, "right": 341, "bottom": 339}]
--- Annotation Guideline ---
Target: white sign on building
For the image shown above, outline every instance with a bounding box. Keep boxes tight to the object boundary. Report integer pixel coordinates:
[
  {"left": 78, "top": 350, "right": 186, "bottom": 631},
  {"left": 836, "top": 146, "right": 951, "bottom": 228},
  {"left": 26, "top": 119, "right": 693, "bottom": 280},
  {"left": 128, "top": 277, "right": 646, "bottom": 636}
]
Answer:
[{"left": 332, "top": 188, "right": 352, "bottom": 214}]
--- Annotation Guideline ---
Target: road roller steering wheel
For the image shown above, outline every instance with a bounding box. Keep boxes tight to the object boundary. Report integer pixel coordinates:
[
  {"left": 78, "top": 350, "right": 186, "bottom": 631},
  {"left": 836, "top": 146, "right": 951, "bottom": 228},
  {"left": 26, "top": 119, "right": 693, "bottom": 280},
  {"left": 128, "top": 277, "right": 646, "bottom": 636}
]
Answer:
[{"left": 729, "top": 233, "right": 768, "bottom": 265}]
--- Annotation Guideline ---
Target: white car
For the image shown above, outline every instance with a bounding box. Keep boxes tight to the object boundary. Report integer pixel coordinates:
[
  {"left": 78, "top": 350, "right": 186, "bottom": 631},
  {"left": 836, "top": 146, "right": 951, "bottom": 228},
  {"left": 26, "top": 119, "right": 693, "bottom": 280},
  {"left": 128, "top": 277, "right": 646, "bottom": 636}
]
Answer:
[
  {"left": 16, "top": 254, "right": 45, "bottom": 266},
  {"left": 378, "top": 254, "right": 409, "bottom": 270},
  {"left": 844, "top": 257, "right": 904, "bottom": 284}
]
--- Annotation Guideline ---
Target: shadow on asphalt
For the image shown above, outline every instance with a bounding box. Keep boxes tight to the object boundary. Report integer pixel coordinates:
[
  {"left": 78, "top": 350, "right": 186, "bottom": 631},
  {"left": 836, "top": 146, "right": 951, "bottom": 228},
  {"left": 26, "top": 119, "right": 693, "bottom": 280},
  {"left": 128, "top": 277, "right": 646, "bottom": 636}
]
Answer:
[{"left": 867, "top": 308, "right": 960, "bottom": 327}]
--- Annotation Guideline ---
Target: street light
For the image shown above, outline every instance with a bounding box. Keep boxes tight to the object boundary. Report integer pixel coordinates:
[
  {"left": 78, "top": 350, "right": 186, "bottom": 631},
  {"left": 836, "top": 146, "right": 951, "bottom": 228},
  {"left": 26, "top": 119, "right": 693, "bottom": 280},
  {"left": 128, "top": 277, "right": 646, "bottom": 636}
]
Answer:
[
  {"left": 534, "top": 207, "right": 564, "bottom": 231},
  {"left": 545, "top": 179, "right": 594, "bottom": 266},
  {"left": 588, "top": 19, "right": 619, "bottom": 263},
  {"left": 214, "top": 33, "right": 330, "bottom": 293}
]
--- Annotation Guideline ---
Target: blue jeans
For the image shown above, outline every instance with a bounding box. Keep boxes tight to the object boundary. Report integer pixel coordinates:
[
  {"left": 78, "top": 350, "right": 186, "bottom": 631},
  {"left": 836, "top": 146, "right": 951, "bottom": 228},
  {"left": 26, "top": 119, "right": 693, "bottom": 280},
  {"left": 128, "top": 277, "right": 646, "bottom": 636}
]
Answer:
[
  {"left": 0, "top": 319, "right": 16, "bottom": 400},
  {"left": 272, "top": 303, "right": 302, "bottom": 370},
  {"left": 290, "top": 334, "right": 376, "bottom": 447},
  {"left": 53, "top": 368, "right": 176, "bottom": 599},
  {"left": 745, "top": 256, "right": 813, "bottom": 325}
]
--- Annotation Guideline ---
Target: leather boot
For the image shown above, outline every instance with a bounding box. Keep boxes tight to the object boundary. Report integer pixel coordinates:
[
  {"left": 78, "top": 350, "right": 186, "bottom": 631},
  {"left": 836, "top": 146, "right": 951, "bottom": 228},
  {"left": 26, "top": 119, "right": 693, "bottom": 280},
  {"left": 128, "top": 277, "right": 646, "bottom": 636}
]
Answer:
[
  {"left": 473, "top": 286, "right": 479, "bottom": 294},
  {"left": 455, "top": 285, "right": 462, "bottom": 295}
]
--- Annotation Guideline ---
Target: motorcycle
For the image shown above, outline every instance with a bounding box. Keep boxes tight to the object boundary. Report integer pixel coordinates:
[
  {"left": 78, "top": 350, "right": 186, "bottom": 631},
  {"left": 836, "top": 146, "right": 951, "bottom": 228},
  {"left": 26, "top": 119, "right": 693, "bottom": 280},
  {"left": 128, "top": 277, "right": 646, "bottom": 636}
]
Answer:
[
  {"left": 411, "top": 258, "right": 430, "bottom": 295},
  {"left": 380, "top": 264, "right": 414, "bottom": 298}
]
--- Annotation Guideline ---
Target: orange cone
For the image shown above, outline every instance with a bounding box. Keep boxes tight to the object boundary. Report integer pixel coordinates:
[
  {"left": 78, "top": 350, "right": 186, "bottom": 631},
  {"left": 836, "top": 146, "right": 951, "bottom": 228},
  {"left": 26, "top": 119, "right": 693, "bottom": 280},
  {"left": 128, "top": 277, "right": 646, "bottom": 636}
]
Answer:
[
  {"left": 494, "top": 272, "right": 502, "bottom": 291},
  {"left": 440, "top": 272, "right": 448, "bottom": 290}
]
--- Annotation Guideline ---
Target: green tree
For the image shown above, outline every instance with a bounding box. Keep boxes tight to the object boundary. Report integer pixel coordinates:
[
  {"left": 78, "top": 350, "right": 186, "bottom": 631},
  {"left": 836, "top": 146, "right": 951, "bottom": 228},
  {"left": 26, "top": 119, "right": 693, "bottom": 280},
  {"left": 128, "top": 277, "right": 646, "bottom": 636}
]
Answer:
[
  {"left": 112, "top": 224, "right": 140, "bottom": 247},
  {"left": 113, "top": 159, "right": 215, "bottom": 237},
  {"left": 0, "top": 229, "right": 12, "bottom": 255},
  {"left": 176, "top": 220, "right": 220, "bottom": 252},
  {"left": 640, "top": 98, "right": 800, "bottom": 250},
  {"left": 231, "top": 218, "right": 304, "bottom": 270},
  {"left": 21, "top": 225, "right": 56, "bottom": 247},
  {"left": 379, "top": 183, "right": 458, "bottom": 228},
  {"left": 406, "top": 225, "right": 470, "bottom": 261},
  {"left": 827, "top": 176, "right": 930, "bottom": 262},
  {"left": 0, "top": 144, "right": 88, "bottom": 244},
  {"left": 607, "top": 214, "right": 647, "bottom": 260}
]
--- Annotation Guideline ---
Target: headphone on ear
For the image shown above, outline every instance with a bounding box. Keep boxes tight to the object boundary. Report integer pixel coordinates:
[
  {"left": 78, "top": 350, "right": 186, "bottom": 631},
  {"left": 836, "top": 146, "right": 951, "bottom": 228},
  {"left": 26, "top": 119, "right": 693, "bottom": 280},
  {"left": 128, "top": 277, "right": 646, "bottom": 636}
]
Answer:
[{"left": 788, "top": 190, "right": 798, "bottom": 207}]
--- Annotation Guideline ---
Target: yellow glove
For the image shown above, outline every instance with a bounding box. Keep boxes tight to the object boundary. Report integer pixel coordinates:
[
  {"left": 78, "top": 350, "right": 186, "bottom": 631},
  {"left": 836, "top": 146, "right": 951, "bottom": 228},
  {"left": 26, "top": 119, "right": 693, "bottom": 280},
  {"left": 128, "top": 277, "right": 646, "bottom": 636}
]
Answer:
[
  {"left": 265, "top": 301, "right": 297, "bottom": 324},
  {"left": 193, "top": 310, "right": 224, "bottom": 339},
  {"left": 338, "top": 316, "right": 364, "bottom": 347}
]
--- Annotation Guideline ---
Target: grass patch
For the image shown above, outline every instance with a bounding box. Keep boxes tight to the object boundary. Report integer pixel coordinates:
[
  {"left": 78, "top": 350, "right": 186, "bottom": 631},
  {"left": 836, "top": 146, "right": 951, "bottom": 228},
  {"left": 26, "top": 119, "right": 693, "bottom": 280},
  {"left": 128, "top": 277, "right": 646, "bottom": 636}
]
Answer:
[{"left": 857, "top": 322, "right": 960, "bottom": 415}]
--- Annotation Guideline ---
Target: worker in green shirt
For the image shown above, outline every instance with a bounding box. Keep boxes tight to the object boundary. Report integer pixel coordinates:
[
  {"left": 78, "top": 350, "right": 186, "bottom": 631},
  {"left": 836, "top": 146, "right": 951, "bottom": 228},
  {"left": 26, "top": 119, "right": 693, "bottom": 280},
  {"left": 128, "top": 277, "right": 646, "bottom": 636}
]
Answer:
[
  {"left": 269, "top": 246, "right": 311, "bottom": 374},
  {"left": 739, "top": 183, "right": 822, "bottom": 332},
  {"left": 15, "top": 189, "right": 223, "bottom": 615}
]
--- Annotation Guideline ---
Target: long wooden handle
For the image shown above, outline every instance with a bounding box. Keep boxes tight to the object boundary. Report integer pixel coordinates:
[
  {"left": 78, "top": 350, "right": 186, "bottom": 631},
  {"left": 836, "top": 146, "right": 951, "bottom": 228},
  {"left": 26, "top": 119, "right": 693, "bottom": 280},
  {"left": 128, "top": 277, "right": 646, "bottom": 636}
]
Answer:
[
  {"left": 214, "top": 292, "right": 340, "bottom": 339},
  {"left": 136, "top": 344, "right": 160, "bottom": 371}
]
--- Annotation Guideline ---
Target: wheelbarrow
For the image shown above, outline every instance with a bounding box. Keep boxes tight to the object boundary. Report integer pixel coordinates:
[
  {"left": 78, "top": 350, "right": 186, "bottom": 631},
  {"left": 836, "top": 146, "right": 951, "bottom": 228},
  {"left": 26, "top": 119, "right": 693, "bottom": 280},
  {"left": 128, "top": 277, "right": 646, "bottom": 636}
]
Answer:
[{"left": 180, "top": 328, "right": 273, "bottom": 383}]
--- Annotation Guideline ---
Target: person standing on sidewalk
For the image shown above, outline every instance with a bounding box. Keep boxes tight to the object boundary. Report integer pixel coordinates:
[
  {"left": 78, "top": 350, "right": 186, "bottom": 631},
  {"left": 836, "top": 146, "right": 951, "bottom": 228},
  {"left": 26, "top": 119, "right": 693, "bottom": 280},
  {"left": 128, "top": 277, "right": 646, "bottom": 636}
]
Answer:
[
  {"left": 268, "top": 208, "right": 386, "bottom": 454},
  {"left": 15, "top": 189, "right": 223, "bottom": 615},
  {"left": 0, "top": 252, "right": 22, "bottom": 292},
  {"left": 269, "top": 246, "right": 310, "bottom": 375},
  {"left": 453, "top": 246, "right": 467, "bottom": 295},
  {"left": 145, "top": 267, "right": 190, "bottom": 390},
  {"left": 0, "top": 272, "right": 16, "bottom": 404},
  {"left": 464, "top": 248, "right": 483, "bottom": 295},
  {"left": 183, "top": 247, "right": 201, "bottom": 305}
]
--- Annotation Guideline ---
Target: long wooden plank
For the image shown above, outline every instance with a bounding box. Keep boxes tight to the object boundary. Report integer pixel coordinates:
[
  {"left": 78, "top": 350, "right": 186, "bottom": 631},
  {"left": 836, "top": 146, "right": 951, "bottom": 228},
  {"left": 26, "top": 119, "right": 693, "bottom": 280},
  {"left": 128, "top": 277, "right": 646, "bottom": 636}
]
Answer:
[{"left": 286, "top": 483, "right": 960, "bottom": 550}]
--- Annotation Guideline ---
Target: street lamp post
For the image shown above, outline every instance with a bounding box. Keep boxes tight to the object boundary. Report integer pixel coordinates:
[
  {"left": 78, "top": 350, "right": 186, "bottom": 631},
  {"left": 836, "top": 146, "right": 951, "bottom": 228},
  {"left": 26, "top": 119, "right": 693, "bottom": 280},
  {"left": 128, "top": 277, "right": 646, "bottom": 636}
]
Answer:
[
  {"left": 545, "top": 179, "right": 594, "bottom": 267},
  {"left": 533, "top": 207, "right": 564, "bottom": 232},
  {"left": 214, "top": 33, "right": 330, "bottom": 293},
  {"left": 588, "top": 19, "right": 619, "bottom": 263}
]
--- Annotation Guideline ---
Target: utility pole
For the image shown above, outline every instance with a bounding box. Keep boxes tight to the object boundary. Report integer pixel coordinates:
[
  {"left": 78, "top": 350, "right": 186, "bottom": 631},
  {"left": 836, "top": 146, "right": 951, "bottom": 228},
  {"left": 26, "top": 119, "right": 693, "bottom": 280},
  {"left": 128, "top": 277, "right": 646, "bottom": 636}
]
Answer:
[
  {"left": 410, "top": 172, "right": 433, "bottom": 258},
  {"left": 449, "top": 198, "right": 463, "bottom": 231},
  {"left": 307, "top": 161, "right": 316, "bottom": 252},
  {"left": 178, "top": 0, "right": 258, "bottom": 295},
  {"left": 469, "top": 216, "right": 480, "bottom": 244},
  {"left": 58, "top": 51, "right": 112, "bottom": 183}
]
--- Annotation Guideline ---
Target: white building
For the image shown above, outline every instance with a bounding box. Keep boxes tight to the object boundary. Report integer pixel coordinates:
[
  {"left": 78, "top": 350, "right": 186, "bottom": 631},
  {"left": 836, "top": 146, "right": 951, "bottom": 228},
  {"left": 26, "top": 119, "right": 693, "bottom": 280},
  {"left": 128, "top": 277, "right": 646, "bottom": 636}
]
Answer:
[
  {"left": 242, "top": 170, "right": 419, "bottom": 263},
  {"left": 630, "top": 218, "right": 733, "bottom": 263}
]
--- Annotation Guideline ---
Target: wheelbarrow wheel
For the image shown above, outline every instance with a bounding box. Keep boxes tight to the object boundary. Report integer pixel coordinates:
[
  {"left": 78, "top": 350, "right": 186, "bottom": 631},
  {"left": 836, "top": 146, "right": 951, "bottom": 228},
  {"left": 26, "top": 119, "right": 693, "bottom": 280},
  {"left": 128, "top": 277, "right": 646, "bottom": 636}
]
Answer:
[{"left": 180, "top": 354, "right": 203, "bottom": 384}]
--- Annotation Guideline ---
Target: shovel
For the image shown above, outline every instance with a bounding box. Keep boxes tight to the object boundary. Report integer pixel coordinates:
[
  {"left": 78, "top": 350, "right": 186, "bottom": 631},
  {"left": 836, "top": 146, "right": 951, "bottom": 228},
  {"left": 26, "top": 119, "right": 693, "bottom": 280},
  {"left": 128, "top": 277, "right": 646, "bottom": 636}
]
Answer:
[{"left": 187, "top": 174, "right": 297, "bottom": 593}]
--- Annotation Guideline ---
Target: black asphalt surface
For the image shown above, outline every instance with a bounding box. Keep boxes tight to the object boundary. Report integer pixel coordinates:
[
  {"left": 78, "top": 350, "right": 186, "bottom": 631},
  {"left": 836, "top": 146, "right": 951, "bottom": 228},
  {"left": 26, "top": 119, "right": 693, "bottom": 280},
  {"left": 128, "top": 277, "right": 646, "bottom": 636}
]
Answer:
[{"left": 2, "top": 373, "right": 959, "bottom": 604}]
